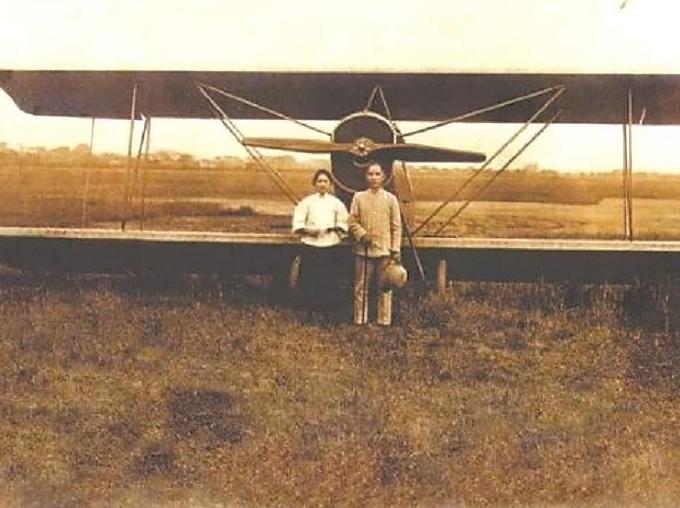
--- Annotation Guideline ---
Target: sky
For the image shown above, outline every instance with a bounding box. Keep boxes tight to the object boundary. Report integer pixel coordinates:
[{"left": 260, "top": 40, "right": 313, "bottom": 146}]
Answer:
[{"left": 1, "top": 0, "right": 680, "bottom": 171}]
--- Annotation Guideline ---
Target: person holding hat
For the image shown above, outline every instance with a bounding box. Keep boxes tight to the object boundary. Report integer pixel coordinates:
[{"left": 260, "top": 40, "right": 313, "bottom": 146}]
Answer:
[
  {"left": 349, "top": 161, "right": 402, "bottom": 326},
  {"left": 292, "top": 169, "right": 349, "bottom": 310}
]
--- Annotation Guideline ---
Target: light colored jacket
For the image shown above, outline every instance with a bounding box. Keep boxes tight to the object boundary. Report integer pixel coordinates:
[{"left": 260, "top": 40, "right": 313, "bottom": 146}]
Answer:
[
  {"left": 349, "top": 188, "right": 402, "bottom": 257},
  {"left": 292, "top": 193, "right": 348, "bottom": 247}
]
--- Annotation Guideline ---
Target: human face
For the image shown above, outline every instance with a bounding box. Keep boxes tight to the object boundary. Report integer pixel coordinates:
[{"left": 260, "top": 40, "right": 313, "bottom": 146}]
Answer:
[
  {"left": 366, "top": 163, "right": 385, "bottom": 190},
  {"left": 314, "top": 173, "right": 332, "bottom": 194}
]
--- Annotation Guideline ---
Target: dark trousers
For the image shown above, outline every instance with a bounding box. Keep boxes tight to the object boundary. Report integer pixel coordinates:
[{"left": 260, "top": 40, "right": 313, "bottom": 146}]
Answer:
[{"left": 299, "top": 245, "right": 340, "bottom": 310}]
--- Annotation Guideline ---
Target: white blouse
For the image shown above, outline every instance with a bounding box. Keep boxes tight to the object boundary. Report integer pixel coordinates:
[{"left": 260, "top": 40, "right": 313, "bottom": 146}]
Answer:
[{"left": 292, "top": 193, "right": 349, "bottom": 247}]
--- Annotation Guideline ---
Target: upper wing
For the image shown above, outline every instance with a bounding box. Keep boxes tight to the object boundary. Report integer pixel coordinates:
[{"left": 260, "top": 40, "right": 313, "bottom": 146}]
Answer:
[{"left": 2, "top": 70, "right": 680, "bottom": 124}]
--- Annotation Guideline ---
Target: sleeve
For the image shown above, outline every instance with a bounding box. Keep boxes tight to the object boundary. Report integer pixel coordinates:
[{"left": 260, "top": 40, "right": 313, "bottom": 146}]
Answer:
[
  {"left": 389, "top": 194, "right": 402, "bottom": 252},
  {"left": 334, "top": 197, "right": 349, "bottom": 233},
  {"left": 292, "top": 197, "right": 308, "bottom": 233},
  {"left": 348, "top": 194, "right": 367, "bottom": 241}
]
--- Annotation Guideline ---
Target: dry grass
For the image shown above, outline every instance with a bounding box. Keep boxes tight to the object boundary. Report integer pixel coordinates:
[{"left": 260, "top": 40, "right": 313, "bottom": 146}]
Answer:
[
  {"left": 1, "top": 273, "right": 680, "bottom": 506},
  {"left": 4, "top": 165, "right": 680, "bottom": 238},
  {"left": 414, "top": 198, "right": 680, "bottom": 239},
  {"left": 0, "top": 165, "right": 298, "bottom": 230},
  {"left": 3, "top": 164, "right": 680, "bottom": 505}
]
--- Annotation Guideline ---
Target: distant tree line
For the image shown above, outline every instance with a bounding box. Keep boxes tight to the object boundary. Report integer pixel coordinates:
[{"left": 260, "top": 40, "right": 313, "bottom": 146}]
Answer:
[{"left": 0, "top": 143, "right": 325, "bottom": 171}]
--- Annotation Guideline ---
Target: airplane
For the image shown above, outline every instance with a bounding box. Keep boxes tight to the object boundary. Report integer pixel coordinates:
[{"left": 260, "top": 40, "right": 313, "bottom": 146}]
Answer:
[{"left": 2, "top": 69, "right": 680, "bottom": 289}]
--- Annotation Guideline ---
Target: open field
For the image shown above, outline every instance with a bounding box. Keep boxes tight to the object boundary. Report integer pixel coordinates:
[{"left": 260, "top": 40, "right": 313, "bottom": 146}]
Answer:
[
  {"left": 0, "top": 165, "right": 296, "bottom": 232},
  {"left": 2, "top": 272, "right": 680, "bottom": 506},
  {"left": 3, "top": 163, "right": 680, "bottom": 506},
  {"left": 414, "top": 198, "right": 680, "bottom": 239},
  {"left": 3, "top": 165, "right": 680, "bottom": 238}
]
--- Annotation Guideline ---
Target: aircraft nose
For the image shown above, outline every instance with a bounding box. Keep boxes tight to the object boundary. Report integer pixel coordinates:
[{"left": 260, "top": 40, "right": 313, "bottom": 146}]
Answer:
[{"left": 350, "top": 137, "right": 375, "bottom": 158}]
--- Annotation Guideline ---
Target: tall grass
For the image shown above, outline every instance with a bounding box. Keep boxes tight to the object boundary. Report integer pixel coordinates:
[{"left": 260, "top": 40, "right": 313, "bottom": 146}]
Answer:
[{"left": 1, "top": 273, "right": 680, "bottom": 506}]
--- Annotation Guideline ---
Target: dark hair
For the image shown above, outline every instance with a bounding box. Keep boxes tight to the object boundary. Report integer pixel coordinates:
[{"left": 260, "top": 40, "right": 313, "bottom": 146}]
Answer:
[
  {"left": 365, "top": 161, "right": 385, "bottom": 173},
  {"left": 311, "top": 169, "right": 333, "bottom": 185}
]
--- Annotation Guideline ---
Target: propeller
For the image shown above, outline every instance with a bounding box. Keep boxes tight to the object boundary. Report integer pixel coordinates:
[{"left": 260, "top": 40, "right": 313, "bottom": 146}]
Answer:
[
  {"left": 242, "top": 137, "right": 485, "bottom": 163},
  {"left": 242, "top": 137, "right": 352, "bottom": 153}
]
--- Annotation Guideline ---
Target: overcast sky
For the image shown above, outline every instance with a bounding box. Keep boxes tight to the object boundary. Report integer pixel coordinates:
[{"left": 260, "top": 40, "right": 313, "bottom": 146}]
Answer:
[{"left": 1, "top": 0, "right": 680, "bottom": 171}]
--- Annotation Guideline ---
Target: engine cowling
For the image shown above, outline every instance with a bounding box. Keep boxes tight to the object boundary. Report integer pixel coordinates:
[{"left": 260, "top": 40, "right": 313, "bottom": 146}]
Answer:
[{"left": 330, "top": 111, "right": 398, "bottom": 199}]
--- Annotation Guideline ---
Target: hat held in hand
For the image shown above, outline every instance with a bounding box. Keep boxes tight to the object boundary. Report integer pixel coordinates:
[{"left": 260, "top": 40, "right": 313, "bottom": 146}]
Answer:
[{"left": 381, "top": 262, "right": 408, "bottom": 290}]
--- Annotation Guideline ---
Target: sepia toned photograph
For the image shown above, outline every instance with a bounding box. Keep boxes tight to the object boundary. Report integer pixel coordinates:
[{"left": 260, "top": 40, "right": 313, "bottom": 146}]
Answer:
[{"left": 2, "top": 0, "right": 680, "bottom": 506}]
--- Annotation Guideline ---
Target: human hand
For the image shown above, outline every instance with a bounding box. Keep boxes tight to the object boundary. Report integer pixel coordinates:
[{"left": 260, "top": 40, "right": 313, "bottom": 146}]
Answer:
[{"left": 358, "top": 233, "right": 373, "bottom": 246}]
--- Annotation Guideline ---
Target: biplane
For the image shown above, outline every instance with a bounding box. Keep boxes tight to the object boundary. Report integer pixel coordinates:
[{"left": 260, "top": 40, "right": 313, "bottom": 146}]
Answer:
[{"left": 2, "top": 69, "right": 680, "bottom": 288}]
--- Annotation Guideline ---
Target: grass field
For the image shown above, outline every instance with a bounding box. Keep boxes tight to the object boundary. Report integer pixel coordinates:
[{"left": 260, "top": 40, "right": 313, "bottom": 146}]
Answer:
[
  {"left": 414, "top": 198, "right": 680, "bottom": 239},
  {"left": 3, "top": 164, "right": 680, "bottom": 239},
  {"left": 2, "top": 273, "right": 680, "bottom": 506},
  {"left": 3, "top": 164, "right": 680, "bottom": 506}
]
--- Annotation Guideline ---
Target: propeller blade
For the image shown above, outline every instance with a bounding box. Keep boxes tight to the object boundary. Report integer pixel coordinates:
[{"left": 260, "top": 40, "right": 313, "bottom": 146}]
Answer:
[
  {"left": 242, "top": 137, "right": 352, "bottom": 154},
  {"left": 374, "top": 143, "right": 486, "bottom": 163},
  {"left": 243, "top": 137, "right": 486, "bottom": 163},
  {"left": 373, "top": 143, "right": 486, "bottom": 162}
]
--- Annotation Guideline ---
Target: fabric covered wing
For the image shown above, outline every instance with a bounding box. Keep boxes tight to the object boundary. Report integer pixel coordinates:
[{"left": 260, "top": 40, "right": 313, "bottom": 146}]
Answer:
[{"left": 2, "top": 70, "right": 680, "bottom": 124}]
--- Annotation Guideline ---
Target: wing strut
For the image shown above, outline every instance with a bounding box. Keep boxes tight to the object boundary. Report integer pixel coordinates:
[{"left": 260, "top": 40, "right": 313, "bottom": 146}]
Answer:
[
  {"left": 364, "top": 85, "right": 379, "bottom": 112},
  {"left": 369, "top": 86, "right": 427, "bottom": 284},
  {"left": 197, "top": 83, "right": 331, "bottom": 137},
  {"left": 122, "top": 115, "right": 151, "bottom": 230},
  {"left": 129, "top": 116, "right": 151, "bottom": 228},
  {"left": 402, "top": 85, "right": 564, "bottom": 137},
  {"left": 115, "top": 83, "right": 154, "bottom": 231},
  {"left": 622, "top": 88, "right": 634, "bottom": 241},
  {"left": 196, "top": 84, "right": 299, "bottom": 204},
  {"left": 140, "top": 117, "right": 152, "bottom": 230},
  {"left": 80, "top": 117, "right": 96, "bottom": 227},
  {"left": 121, "top": 84, "right": 138, "bottom": 231},
  {"left": 431, "top": 110, "right": 563, "bottom": 236},
  {"left": 364, "top": 85, "right": 394, "bottom": 121},
  {"left": 413, "top": 86, "right": 565, "bottom": 236}
]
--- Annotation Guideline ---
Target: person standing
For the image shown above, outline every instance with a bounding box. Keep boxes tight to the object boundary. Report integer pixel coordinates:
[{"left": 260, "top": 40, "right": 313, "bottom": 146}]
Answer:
[
  {"left": 292, "top": 169, "right": 348, "bottom": 310},
  {"left": 349, "top": 162, "right": 402, "bottom": 325}
]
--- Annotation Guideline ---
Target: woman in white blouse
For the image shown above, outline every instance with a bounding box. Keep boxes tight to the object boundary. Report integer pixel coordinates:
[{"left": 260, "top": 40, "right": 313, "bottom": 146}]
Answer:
[{"left": 292, "top": 169, "right": 349, "bottom": 310}]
